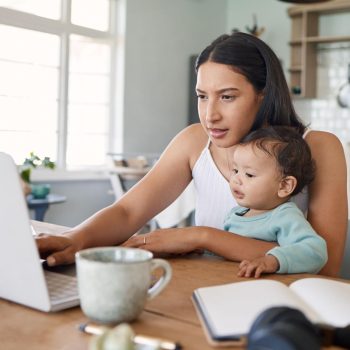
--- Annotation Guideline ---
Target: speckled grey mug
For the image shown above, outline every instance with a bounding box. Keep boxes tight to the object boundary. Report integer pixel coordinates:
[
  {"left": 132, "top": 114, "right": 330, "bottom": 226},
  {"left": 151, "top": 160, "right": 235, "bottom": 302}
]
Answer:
[{"left": 76, "top": 247, "right": 172, "bottom": 324}]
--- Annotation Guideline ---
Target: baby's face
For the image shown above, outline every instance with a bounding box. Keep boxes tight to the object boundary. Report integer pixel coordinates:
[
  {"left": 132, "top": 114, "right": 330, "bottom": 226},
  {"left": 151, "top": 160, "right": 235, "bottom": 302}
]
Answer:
[{"left": 229, "top": 144, "right": 283, "bottom": 210}]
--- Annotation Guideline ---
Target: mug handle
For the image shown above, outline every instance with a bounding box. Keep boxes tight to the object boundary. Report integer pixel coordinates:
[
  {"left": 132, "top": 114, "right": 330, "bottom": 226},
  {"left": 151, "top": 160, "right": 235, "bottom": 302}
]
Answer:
[{"left": 147, "top": 259, "right": 172, "bottom": 300}]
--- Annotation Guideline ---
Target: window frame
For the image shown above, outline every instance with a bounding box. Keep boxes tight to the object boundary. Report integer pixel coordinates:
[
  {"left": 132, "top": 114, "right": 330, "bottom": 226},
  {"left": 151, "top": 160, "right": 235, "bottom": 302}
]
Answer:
[{"left": 0, "top": 0, "right": 121, "bottom": 170}]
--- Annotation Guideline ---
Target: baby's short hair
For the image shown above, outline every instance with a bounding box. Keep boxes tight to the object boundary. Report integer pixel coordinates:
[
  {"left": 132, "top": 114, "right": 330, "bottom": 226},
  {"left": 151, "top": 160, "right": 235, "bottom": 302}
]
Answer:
[{"left": 240, "top": 126, "right": 315, "bottom": 195}]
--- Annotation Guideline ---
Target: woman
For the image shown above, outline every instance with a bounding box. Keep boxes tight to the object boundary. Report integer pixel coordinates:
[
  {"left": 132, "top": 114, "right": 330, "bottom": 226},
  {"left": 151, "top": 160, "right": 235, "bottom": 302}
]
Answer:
[{"left": 37, "top": 32, "right": 347, "bottom": 277}]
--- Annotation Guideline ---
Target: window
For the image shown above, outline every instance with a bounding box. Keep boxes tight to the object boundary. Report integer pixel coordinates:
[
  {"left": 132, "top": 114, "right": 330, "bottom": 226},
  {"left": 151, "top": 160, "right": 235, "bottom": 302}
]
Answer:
[{"left": 0, "top": 0, "right": 118, "bottom": 168}]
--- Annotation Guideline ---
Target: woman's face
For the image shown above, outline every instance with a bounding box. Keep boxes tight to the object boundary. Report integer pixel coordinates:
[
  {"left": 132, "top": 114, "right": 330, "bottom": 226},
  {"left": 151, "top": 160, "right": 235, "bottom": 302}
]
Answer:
[{"left": 196, "top": 61, "right": 263, "bottom": 148}]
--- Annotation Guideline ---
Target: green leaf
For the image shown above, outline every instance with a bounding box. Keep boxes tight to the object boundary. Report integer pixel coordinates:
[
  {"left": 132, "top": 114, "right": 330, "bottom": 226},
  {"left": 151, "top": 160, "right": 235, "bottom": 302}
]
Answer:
[
  {"left": 22, "top": 153, "right": 56, "bottom": 172},
  {"left": 42, "top": 157, "right": 56, "bottom": 169},
  {"left": 20, "top": 168, "right": 31, "bottom": 183}
]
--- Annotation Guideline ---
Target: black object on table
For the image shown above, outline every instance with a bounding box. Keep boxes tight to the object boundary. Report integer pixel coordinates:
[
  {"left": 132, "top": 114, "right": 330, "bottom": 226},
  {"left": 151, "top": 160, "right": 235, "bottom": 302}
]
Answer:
[{"left": 26, "top": 194, "right": 67, "bottom": 221}]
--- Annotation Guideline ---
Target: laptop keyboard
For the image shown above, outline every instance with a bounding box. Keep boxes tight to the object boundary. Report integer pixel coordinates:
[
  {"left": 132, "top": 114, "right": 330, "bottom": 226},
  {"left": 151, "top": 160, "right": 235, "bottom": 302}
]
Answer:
[{"left": 45, "top": 270, "right": 78, "bottom": 302}]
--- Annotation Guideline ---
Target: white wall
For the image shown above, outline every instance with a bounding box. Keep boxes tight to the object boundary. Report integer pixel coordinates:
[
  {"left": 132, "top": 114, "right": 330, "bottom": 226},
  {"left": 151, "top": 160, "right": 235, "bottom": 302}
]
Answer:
[{"left": 122, "top": 0, "right": 228, "bottom": 153}]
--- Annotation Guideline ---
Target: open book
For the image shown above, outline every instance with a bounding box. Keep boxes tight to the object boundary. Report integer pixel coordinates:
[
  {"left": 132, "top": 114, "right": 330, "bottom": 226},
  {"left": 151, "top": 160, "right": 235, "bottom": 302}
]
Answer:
[{"left": 192, "top": 278, "right": 350, "bottom": 346}]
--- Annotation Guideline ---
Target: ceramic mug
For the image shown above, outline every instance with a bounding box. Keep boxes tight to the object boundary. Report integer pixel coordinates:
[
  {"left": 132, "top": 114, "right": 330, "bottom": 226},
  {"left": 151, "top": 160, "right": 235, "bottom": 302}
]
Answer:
[{"left": 76, "top": 247, "right": 172, "bottom": 324}]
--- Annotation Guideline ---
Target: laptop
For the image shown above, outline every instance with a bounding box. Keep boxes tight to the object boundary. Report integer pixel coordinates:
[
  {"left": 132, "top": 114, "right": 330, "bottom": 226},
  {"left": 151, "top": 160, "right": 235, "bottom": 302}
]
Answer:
[{"left": 0, "top": 152, "right": 79, "bottom": 312}]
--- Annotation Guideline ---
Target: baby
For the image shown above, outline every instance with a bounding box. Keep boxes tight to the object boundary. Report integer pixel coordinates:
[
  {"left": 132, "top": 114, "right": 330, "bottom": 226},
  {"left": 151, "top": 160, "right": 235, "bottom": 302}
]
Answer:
[{"left": 224, "top": 126, "right": 327, "bottom": 278}]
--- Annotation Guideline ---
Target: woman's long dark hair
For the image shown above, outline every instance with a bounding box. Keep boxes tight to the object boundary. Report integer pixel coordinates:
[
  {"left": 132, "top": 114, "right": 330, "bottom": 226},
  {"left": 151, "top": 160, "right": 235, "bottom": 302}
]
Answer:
[{"left": 196, "top": 32, "right": 305, "bottom": 134}]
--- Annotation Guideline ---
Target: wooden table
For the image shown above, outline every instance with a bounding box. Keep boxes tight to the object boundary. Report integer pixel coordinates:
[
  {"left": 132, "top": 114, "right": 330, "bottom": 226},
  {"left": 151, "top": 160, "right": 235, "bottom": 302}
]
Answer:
[{"left": 0, "top": 221, "right": 346, "bottom": 350}]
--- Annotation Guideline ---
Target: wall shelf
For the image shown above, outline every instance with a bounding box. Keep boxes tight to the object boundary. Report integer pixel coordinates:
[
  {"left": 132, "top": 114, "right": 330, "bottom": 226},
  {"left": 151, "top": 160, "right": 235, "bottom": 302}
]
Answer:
[
  {"left": 289, "top": 66, "right": 302, "bottom": 72},
  {"left": 288, "top": 0, "right": 350, "bottom": 98},
  {"left": 306, "top": 35, "right": 350, "bottom": 43}
]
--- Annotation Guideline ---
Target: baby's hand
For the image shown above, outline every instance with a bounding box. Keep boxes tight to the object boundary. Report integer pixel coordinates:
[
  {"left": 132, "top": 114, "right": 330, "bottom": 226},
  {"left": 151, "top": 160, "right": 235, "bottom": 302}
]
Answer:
[{"left": 238, "top": 255, "right": 279, "bottom": 278}]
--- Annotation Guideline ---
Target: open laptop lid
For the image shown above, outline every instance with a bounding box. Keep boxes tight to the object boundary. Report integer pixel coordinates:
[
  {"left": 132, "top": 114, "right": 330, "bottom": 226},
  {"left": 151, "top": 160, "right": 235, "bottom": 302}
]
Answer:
[{"left": 0, "top": 152, "right": 51, "bottom": 311}]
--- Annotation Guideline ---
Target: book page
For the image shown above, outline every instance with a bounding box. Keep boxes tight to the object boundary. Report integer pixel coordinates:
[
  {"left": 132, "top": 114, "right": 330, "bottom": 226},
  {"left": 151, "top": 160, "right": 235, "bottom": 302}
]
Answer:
[
  {"left": 194, "top": 279, "right": 321, "bottom": 339},
  {"left": 290, "top": 278, "right": 350, "bottom": 327}
]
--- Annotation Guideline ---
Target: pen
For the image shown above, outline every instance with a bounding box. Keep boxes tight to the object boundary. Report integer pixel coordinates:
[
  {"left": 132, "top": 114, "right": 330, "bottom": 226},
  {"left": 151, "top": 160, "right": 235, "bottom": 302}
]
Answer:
[{"left": 78, "top": 323, "right": 182, "bottom": 350}]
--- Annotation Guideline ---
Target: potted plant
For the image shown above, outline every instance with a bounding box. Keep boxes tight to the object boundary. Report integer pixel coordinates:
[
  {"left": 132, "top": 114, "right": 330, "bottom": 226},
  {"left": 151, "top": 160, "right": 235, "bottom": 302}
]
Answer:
[{"left": 20, "top": 152, "right": 56, "bottom": 199}]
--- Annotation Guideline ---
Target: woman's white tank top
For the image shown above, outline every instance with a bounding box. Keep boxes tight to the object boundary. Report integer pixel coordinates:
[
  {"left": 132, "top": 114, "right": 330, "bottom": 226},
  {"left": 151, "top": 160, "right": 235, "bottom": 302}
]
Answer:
[{"left": 192, "top": 130, "right": 310, "bottom": 228}]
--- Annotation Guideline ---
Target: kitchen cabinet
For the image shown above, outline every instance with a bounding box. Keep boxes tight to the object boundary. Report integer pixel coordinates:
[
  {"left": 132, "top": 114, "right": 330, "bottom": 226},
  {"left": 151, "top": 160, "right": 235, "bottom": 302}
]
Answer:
[{"left": 288, "top": 0, "right": 350, "bottom": 98}]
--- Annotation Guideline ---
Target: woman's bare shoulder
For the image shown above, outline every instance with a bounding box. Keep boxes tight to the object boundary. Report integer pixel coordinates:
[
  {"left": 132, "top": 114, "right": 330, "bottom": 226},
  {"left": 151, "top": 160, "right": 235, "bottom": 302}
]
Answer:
[
  {"left": 306, "top": 129, "right": 341, "bottom": 143},
  {"left": 178, "top": 123, "right": 208, "bottom": 141},
  {"left": 305, "top": 130, "right": 344, "bottom": 156},
  {"left": 174, "top": 123, "right": 209, "bottom": 167},
  {"left": 306, "top": 129, "right": 346, "bottom": 196}
]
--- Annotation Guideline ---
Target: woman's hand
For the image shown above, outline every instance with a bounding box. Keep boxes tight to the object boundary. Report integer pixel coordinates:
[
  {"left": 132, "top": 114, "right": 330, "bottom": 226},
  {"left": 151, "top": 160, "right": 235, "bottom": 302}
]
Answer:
[
  {"left": 121, "top": 227, "right": 202, "bottom": 255},
  {"left": 36, "top": 233, "right": 79, "bottom": 266}
]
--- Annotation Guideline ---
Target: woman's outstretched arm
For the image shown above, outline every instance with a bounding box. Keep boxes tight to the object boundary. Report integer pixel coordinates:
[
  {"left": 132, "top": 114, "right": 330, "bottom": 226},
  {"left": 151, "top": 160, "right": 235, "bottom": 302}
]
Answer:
[
  {"left": 122, "top": 225, "right": 276, "bottom": 261},
  {"left": 36, "top": 125, "right": 203, "bottom": 265}
]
